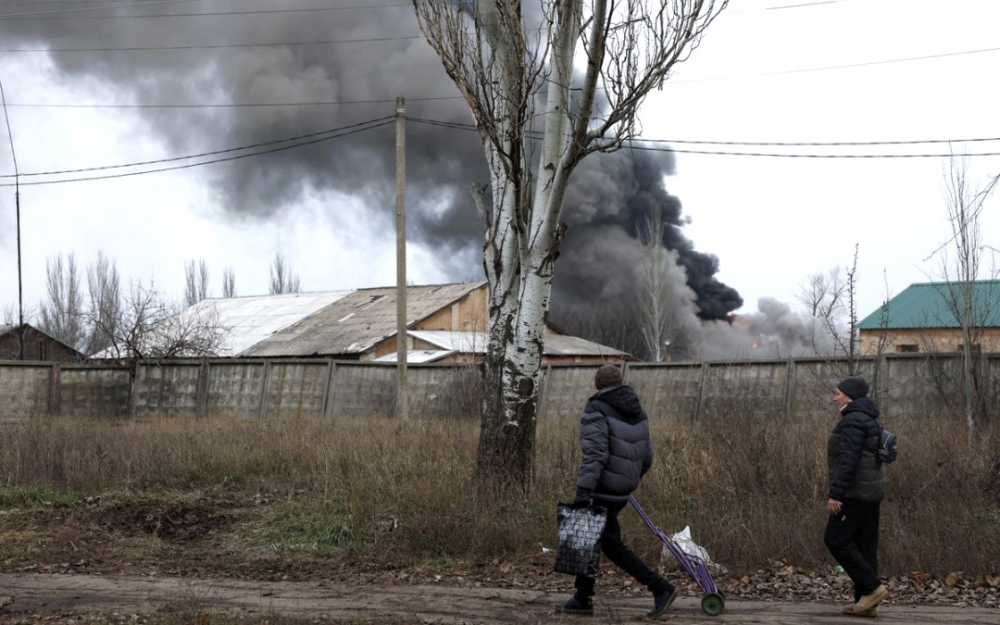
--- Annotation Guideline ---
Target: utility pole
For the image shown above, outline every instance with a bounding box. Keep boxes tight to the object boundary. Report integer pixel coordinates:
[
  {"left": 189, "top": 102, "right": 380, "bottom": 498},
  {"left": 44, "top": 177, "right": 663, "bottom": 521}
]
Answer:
[
  {"left": 0, "top": 78, "right": 22, "bottom": 360},
  {"left": 395, "top": 96, "right": 409, "bottom": 421}
]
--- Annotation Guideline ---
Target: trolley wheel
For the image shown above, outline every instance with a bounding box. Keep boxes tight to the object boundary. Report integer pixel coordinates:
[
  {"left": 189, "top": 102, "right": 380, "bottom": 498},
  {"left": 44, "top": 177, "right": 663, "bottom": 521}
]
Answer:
[{"left": 701, "top": 592, "right": 725, "bottom": 616}]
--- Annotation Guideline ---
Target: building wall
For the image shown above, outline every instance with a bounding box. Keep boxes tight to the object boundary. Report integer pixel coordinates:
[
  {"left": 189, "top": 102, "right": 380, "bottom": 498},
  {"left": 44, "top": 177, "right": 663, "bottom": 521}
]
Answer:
[
  {"left": 413, "top": 288, "right": 489, "bottom": 333},
  {"left": 861, "top": 327, "right": 1000, "bottom": 354},
  {"left": 0, "top": 327, "right": 82, "bottom": 363}
]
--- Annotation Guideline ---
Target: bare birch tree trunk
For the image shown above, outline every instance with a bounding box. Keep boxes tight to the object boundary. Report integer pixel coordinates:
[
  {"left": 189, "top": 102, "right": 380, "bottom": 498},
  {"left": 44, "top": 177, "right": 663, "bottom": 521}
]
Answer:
[{"left": 415, "top": 0, "right": 729, "bottom": 490}]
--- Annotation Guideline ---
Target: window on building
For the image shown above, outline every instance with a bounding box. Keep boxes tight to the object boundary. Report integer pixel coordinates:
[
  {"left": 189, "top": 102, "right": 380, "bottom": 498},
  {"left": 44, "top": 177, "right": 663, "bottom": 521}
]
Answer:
[
  {"left": 39, "top": 341, "right": 48, "bottom": 360},
  {"left": 896, "top": 344, "right": 919, "bottom": 353},
  {"left": 958, "top": 343, "right": 983, "bottom": 354}
]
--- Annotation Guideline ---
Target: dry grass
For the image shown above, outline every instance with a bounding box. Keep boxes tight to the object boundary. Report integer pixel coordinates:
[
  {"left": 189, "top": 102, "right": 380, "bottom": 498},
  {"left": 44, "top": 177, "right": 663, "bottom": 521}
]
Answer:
[{"left": 1, "top": 411, "right": 998, "bottom": 575}]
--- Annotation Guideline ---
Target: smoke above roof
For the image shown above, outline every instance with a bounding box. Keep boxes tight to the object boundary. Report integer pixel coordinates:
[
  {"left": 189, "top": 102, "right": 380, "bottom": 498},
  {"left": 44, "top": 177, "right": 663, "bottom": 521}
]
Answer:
[{"left": 1, "top": 3, "right": 741, "bottom": 321}]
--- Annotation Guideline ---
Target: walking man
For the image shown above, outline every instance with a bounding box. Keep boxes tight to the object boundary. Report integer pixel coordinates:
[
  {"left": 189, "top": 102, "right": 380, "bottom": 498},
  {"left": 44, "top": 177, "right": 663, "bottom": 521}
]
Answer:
[
  {"left": 826, "top": 376, "right": 888, "bottom": 617},
  {"left": 555, "top": 364, "right": 679, "bottom": 619}
]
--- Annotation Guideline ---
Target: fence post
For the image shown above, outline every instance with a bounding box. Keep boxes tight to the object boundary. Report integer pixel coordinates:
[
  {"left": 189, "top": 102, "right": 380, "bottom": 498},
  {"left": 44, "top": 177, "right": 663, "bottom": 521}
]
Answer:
[
  {"left": 130, "top": 361, "right": 142, "bottom": 418},
  {"left": 696, "top": 362, "right": 710, "bottom": 418},
  {"left": 322, "top": 360, "right": 337, "bottom": 418},
  {"left": 49, "top": 363, "right": 61, "bottom": 416},
  {"left": 258, "top": 361, "right": 271, "bottom": 418},
  {"left": 539, "top": 365, "right": 553, "bottom": 420},
  {"left": 879, "top": 354, "right": 891, "bottom": 417},
  {"left": 196, "top": 359, "right": 210, "bottom": 417},
  {"left": 783, "top": 358, "right": 796, "bottom": 418}
]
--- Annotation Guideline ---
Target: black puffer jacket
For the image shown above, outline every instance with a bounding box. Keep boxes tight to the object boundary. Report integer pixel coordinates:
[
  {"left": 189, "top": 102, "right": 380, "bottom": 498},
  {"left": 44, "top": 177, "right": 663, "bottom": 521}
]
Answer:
[
  {"left": 827, "top": 397, "right": 884, "bottom": 503},
  {"left": 576, "top": 385, "right": 654, "bottom": 503}
]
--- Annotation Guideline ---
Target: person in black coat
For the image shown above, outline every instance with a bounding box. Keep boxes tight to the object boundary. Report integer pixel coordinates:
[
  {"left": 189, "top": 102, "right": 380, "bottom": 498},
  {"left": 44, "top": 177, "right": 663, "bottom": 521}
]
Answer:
[
  {"left": 555, "top": 364, "right": 679, "bottom": 619},
  {"left": 826, "top": 376, "right": 888, "bottom": 617}
]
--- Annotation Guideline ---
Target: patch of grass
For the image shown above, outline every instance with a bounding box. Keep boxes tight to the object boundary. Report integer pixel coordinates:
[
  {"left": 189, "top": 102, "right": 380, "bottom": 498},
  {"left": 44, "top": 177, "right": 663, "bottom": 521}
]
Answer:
[
  {"left": 232, "top": 500, "right": 358, "bottom": 553},
  {"left": 0, "top": 484, "right": 81, "bottom": 508}
]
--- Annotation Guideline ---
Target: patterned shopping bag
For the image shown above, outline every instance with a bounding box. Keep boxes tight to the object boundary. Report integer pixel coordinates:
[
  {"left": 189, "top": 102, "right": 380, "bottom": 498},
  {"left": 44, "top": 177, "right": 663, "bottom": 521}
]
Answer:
[{"left": 554, "top": 503, "right": 607, "bottom": 578}]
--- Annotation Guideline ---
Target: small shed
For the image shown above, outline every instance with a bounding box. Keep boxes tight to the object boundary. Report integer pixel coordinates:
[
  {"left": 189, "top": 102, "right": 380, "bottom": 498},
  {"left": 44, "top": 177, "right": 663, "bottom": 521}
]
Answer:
[{"left": 0, "top": 324, "right": 84, "bottom": 362}]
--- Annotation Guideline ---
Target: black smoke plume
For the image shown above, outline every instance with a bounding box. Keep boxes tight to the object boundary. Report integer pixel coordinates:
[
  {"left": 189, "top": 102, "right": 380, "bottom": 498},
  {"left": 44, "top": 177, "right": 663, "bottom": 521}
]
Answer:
[{"left": 1, "top": 2, "right": 741, "bottom": 330}]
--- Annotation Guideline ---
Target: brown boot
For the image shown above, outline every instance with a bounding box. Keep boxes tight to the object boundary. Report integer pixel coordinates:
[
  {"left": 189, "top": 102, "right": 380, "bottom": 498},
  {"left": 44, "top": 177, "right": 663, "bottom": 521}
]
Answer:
[
  {"left": 855, "top": 585, "right": 888, "bottom": 612},
  {"left": 842, "top": 603, "right": 877, "bottom": 617}
]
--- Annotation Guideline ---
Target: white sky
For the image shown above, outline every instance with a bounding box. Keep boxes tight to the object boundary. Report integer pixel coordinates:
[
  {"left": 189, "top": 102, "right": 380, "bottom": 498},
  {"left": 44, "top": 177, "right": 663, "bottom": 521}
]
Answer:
[{"left": 1, "top": 0, "right": 998, "bottom": 324}]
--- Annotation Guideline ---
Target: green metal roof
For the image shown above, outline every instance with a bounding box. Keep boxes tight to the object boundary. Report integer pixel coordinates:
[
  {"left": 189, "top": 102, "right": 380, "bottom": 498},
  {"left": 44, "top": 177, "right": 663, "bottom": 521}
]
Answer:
[{"left": 858, "top": 281, "right": 1000, "bottom": 330}]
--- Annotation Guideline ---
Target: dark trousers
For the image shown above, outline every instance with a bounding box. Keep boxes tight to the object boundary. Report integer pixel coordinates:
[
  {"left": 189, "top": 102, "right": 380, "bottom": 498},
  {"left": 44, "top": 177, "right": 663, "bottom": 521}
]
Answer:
[
  {"left": 574, "top": 500, "right": 671, "bottom": 599},
  {"left": 824, "top": 499, "right": 881, "bottom": 601}
]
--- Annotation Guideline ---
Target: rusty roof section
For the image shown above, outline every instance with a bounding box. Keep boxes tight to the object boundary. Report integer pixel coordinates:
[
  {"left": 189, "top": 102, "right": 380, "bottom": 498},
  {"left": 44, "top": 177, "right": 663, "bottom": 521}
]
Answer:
[{"left": 241, "top": 282, "right": 486, "bottom": 357}]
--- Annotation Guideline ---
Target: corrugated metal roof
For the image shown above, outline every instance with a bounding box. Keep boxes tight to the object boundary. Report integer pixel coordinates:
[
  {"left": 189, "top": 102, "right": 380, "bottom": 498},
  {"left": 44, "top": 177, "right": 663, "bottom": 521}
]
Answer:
[
  {"left": 409, "top": 330, "right": 627, "bottom": 357},
  {"left": 859, "top": 281, "right": 1000, "bottom": 330},
  {"left": 201, "top": 292, "right": 352, "bottom": 355},
  {"left": 242, "top": 282, "right": 486, "bottom": 357},
  {"left": 91, "top": 291, "right": 351, "bottom": 358},
  {"left": 374, "top": 349, "right": 454, "bottom": 363}
]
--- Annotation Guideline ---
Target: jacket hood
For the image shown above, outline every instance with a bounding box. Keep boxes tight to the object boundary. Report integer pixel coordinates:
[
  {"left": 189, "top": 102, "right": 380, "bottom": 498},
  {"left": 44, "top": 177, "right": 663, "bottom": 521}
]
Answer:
[
  {"left": 843, "top": 396, "right": 880, "bottom": 420},
  {"left": 591, "top": 385, "right": 645, "bottom": 422}
]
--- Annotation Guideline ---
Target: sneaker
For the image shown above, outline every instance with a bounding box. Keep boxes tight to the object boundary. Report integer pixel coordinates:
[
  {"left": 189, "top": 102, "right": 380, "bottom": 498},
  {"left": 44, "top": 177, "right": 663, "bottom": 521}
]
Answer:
[
  {"left": 854, "top": 585, "right": 888, "bottom": 612},
  {"left": 647, "top": 586, "right": 680, "bottom": 619},
  {"left": 841, "top": 603, "right": 877, "bottom": 617},
  {"left": 555, "top": 596, "right": 594, "bottom": 616}
]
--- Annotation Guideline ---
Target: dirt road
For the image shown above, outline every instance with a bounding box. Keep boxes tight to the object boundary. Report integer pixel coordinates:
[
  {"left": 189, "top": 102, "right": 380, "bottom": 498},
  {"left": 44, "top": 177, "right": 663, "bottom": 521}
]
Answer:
[{"left": 1, "top": 574, "right": 998, "bottom": 624}]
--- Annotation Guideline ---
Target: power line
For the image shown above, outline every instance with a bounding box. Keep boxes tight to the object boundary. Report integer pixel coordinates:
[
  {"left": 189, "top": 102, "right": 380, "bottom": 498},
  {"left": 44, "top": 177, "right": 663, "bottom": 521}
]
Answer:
[
  {"left": 1, "top": 116, "right": 394, "bottom": 178},
  {"left": 0, "top": 117, "right": 393, "bottom": 187},
  {"left": 0, "top": 2, "right": 412, "bottom": 20},
  {"left": 407, "top": 117, "right": 1000, "bottom": 159},
  {"left": 669, "top": 46, "right": 1000, "bottom": 83},
  {"left": 5, "top": 96, "right": 465, "bottom": 109},
  {"left": 408, "top": 116, "right": 1000, "bottom": 148},
  {"left": 0, "top": 0, "right": 199, "bottom": 18},
  {"left": 0, "top": 34, "right": 423, "bottom": 52}
]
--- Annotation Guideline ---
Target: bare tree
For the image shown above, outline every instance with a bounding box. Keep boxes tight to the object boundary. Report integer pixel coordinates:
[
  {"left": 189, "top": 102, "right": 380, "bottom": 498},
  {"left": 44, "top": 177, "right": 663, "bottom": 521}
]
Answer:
[
  {"left": 637, "top": 209, "right": 677, "bottom": 361},
  {"left": 269, "top": 253, "right": 301, "bottom": 295},
  {"left": 90, "top": 279, "right": 229, "bottom": 361},
  {"left": 184, "top": 258, "right": 210, "bottom": 307},
  {"left": 222, "top": 266, "right": 237, "bottom": 298},
  {"left": 413, "top": 0, "right": 729, "bottom": 488},
  {"left": 797, "top": 267, "right": 846, "bottom": 319},
  {"left": 926, "top": 155, "right": 999, "bottom": 444},
  {"left": 39, "top": 253, "right": 84, "bottom": 352},
  {"left": 84, "top": 250, "right": 122, "bottom": 357}
]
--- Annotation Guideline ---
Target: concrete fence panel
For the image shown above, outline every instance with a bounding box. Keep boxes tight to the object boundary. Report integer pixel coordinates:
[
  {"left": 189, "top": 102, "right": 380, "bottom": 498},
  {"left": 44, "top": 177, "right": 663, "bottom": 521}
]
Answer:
[
  {"left": 406, "top": 365, "right": 480, "bottom": 419},
  {"left": 626, "top": 363, "right": 702, "bottom": 422},
  {"left": 263, "top": 361, "right": 330, "bottom": 418},
  {"left": 59, "top": 366, "right": 131, "bottom": 417},
  {"left": 134, "top": 361, "right": 202, "bottom": 416},
  {"left": 539, "top": 364, "right": 603, "bottom": 420},
  {"left": 0, "top": 362, "right": 52, "bottom": 417},
  {"left": 791, "top": 358, "right": 870, "bottom": 417},
  {"left": 328, "top": 363, "right": 396, "bottom": 417},
  {"left": 701, "top": 361, "right": 788, "bottom": 417},
  {"left": 205, "top": 361, "right": 266, "bottom": 418}
]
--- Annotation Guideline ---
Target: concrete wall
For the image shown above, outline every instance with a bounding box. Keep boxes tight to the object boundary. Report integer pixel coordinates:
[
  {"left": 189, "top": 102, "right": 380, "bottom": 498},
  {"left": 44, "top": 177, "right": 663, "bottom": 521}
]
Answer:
[
  {"left": 58, "top": 365, "right": 132, "bottom": 417},
  {"left": 2, "top": 354, "right": 998, "bottom": 420},
  {"left": 0, "top": 362, "right": 52, "bottom": 416}
]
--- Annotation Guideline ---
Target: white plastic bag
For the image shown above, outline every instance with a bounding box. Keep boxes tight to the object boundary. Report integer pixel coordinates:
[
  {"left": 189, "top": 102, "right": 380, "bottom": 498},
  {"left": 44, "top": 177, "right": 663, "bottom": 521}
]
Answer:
[{"left": 660, "top": 525, "right": 726, "bottom": 574}]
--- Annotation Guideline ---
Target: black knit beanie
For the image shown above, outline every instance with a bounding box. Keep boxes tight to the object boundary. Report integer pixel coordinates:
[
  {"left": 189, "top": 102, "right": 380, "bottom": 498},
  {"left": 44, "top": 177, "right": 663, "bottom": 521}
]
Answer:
[
  {"left": 837, "top": 376, "right": 869, "bottom": 400},
  {"left": 595, "top": 364, "right": 623, "bottom": 390}
]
